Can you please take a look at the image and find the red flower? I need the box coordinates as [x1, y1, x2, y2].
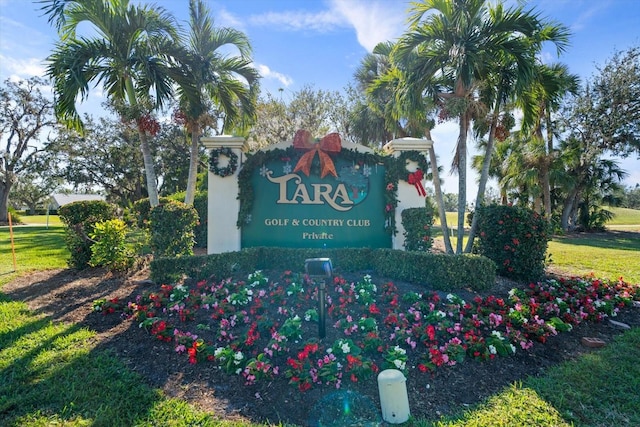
[418, 363, 429, 373]
[369, 304, 381, 315]
[299, 381, 312, 392]
[426, 324, 436, 341]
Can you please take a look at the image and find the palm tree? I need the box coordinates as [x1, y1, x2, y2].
[42, 0, 180, 207]
[175, 0, 260, 205]
[518, 63, 580, 217]
[362, 42, 455, 253]
[394, 0, 569, 253]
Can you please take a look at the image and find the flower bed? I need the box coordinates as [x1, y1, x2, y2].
[94, 272, 639, 392]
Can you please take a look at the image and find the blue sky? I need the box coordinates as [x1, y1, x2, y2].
[1, 0, 639, 196]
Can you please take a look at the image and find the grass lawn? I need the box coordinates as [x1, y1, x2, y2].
[607, 206, 640, 225]
[0, 298, 267, 427]
[0, 225, 68, 285]
[16, 214, 63, 226]
[1, 223, 639, 426]
[548, 233, 640, 284]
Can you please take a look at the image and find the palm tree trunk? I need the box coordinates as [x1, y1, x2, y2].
[543, 109, 553, 217]
[561, 188, 578, 231]
[542, 165, 551, 217]
[456, 113, 469, 254]
[125, 77, 159, 207]
[465, 104, 500, 253]
[184, 122, 201, 205]
[138, 129, 160, 207]
[425, 129, 453, 254]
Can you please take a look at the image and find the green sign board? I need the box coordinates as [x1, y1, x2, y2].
[241, 147, 391, 249]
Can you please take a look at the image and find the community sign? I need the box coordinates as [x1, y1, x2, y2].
[240, 130, 391, 249]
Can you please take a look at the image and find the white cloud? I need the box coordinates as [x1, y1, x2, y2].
[217, 8, 247, 32]
[569, 2, 610, 33]
[255, 63, 294, 87]
[0, 54, 46, 80]
[329, 0, 407, 51]
[247, 0, 407, 51]
[249, 10, 347, 32]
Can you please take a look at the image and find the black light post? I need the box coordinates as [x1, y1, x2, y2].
[304, 258, 333, 339]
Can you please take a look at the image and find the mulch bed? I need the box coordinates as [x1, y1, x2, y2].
[3, 267, 639, 426]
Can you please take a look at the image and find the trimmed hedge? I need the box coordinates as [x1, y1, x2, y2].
[401, 207, 434, 252]
[150, 247, 496, 292]
[150, 200, 199, 258]
[132, 191, 207, 248]
[476, 204, 551, 282]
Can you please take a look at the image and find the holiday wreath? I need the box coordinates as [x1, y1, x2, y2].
[209, 147, 238, 177]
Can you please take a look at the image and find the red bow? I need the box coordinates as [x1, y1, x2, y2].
[293, 129, 341, 178]
[408, 170, 426, 197]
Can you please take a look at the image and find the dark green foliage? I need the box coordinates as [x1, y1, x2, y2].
[130, 197, 171, 229]
[149, 200, 199, 258]
[150, 247, 496, 292]
[58, 200, 116, 269]
[401, 207, 434, 252]
[134, 192, 207, 248]
[166, 191, 207, 248]
[476, 204, 551, 281]
[373, 250, 496, 291]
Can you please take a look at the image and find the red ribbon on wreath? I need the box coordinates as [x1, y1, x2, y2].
[408, 169, 426, 197]
[292, 129, 341, 178]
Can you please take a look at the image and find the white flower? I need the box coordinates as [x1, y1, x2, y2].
[235, 368, 242, 375]
[488, 345, 497, 355]
[491, 330, 503, 339]
[341, 342, 351, 354]
[436, 311, 446, 319]
[234, 351, 244, 361]
[393, 345, 406, 355]
[446, 293, 455, 302]
[393, 359, 406, 370]
[510, 344, 516, 354]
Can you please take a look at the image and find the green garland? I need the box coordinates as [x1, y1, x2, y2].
[236, 147, 429, 236]
[209, 147, 238, 177]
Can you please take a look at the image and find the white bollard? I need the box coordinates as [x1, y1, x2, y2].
[377, 369, 410, 424]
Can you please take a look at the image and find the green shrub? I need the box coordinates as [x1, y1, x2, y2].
[130, 197, 171, 229]
[7, 207, 22, 224]
[59, 200, 116, 269]
[89, 218, 134, 271]
[401, 207, 434, 252]
[134, 193, 207, 248]
[374, 249, 496, 291]
[150, 200, 199, 258]
[476, 204, 551, 281]
[150, 247, 496, 292]
[167, 191, 207, 248]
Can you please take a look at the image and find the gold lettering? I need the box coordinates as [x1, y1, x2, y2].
[266, 173, 300, 204]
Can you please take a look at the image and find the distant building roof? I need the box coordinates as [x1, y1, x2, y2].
[51, 193, 105, 208]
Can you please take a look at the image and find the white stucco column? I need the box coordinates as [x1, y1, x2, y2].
[383, 137, 434, 250]
[201, 136, 247, 254]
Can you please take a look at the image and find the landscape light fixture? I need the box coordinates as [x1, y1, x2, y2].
[304, 258, 333, 339]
